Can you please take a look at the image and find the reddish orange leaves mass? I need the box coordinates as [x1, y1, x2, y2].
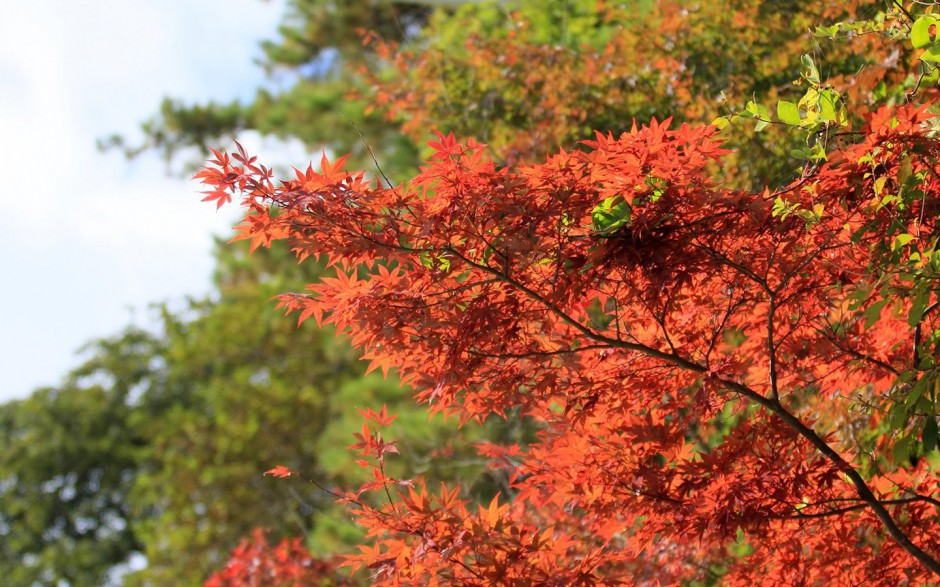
[205, 528, 354, 587]
[264, 465, 297, 479]
[198, 103, 940, 584]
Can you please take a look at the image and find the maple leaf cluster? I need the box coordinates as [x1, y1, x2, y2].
[205, 528, 355, 587]
[197, 101, 940, 583]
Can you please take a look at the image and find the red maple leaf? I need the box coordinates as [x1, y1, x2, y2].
[263, 465, 296, 479]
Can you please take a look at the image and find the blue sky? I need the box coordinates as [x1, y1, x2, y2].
[0, 0, 314, 401]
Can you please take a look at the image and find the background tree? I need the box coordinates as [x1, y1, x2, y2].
[0, 244, 360, 584]
[118, 0, 911, 191]
[0, 331, 154, 586]
[362, 0, 908, 187]
[123, 242, 374, 583]
[127, 241, 517, 584]
[102, 0, 442, 175]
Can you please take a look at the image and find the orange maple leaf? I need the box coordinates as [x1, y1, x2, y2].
[264, 465, 297, 479]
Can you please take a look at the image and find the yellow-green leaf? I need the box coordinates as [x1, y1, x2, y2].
[892, 233, 914, 251]
[911, 15, 939, 49]
[777, 101, 801, 125]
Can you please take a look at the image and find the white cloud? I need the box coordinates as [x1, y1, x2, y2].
[0, 0, 289, 401]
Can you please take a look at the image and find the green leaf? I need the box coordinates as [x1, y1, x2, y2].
[790, 144, 827, 161]
[892, 233, 914, 252]
[711, 116, 730, 130]
[863, 298, 889, 329]
[889, 404, 909, 430]
[908, 288, 930, 327]
[755, 102, 769, 120]
[798, 87, 820, 123]
[897, 155, 913, 187]
[740, 101, 769, 125]
[923, 417, 939, 452]
[772, 196, 799, 219]
[911, 15, 938, 49]
[645, 175, 667, 201]
[592, 196, 632, 233]
[892, 432, 913, 465]
[813, 24, 839, 39]
[921, 45, 940, 63]
[777, 101, 801, 125]
[906, 377, 931, 409]
[819, 89, 841, 122]
[800, 54, 820, 85]
[419, 251, 433, 269]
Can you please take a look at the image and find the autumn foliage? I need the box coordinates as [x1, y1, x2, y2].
[196, 100, 940, 583]
[196, 4, 940, 586]
[205, 528, 354, 587]
[360, 0, 910, 178]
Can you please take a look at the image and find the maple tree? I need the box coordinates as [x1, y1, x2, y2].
[196, 3, 940, 580]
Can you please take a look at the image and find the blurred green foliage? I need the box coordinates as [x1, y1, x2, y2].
[1, 240, 523, 584]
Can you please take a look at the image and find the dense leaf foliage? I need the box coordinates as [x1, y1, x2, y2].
[0, 333, 152, 586]
[205, 528, 355, 587]
[120, 1, 913, 189]
[200, 97, 940, 585]
[352, 0, 907, 186]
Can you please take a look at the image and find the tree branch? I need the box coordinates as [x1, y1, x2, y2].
[443, 246, 940, 578]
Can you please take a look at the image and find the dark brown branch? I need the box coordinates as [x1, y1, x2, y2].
[819, 324, 901, 376]
[913, 300, 939, 368]
[776, 496, 924, 519]
[893, 0, 915, 24]
[767, 293, 780, 401]
[466, 344, 612, 360]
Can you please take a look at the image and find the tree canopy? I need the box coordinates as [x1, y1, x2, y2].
[198, 1, 940, 584]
